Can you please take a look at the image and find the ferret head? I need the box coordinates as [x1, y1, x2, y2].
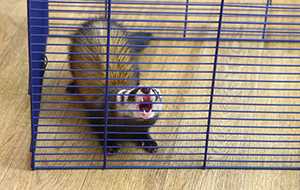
[116, 87, 163, 120]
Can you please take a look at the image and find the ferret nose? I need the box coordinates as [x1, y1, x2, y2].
[141, 87, 151, 94]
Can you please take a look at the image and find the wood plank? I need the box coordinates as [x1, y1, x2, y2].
[0, 0, 299, 189]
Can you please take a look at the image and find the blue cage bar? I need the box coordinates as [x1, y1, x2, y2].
[28, 0, 300, 170]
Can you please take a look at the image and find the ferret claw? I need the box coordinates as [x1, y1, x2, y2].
[140, 140, 158, 154]
[106, 142, 120, 154]
[107, 147, 120, 154]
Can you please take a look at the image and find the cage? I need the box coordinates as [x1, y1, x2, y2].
[28, 0, 300, 170]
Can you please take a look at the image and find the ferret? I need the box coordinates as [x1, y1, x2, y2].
[66, 18, 163, 153]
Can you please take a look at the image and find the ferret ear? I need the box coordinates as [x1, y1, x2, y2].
[127, 32, 153, 52]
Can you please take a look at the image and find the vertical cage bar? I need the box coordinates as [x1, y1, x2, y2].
[203, 0, 225, 168]
[27, 0, 34, 166]
[183, 0, 190, 37]
[28, 0, 49, 169]
[103, 0, 112, 169]
[27, 0, 32, 96]
[104, 0, 108, 18]
[262, 0, 272, 39]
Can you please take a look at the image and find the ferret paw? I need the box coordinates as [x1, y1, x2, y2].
[107, 147, 120, 154]
[140, 141, 158, 153]
[66, 81, 77, 94]
[105, 142, 120, 154]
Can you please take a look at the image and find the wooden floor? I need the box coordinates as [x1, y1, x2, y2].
[1, 0, 300, 189]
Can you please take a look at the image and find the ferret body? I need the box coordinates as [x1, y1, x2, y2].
[67, 18, 162, 153]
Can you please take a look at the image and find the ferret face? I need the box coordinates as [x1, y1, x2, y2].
[116, 87, 163, 120]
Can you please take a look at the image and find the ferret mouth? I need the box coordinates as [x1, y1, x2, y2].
[139, 96, 153, 113]
[139, 103, 152, 113]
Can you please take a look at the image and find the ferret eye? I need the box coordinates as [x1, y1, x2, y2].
[127, 95, 135, 102]
[117, 89, 127, 102]
[120, 91, 126, 102]
[152, 89, 160, 101]
[127, 87, 139, 102]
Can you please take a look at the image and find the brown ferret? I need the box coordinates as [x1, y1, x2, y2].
[67, 18, 163, 153]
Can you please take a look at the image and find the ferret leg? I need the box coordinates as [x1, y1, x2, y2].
[137, 134, 158, 153]
[106, 134, 120, 153]
[66, 81, 78, 94]
[106, 140, 120, 153]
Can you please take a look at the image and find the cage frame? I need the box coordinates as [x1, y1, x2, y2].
[28, 0, 300, 170]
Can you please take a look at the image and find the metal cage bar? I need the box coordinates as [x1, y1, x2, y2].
[28, 0, 49, 169]
[203, 0, 225, 169]
[103, 0, 112, 169]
